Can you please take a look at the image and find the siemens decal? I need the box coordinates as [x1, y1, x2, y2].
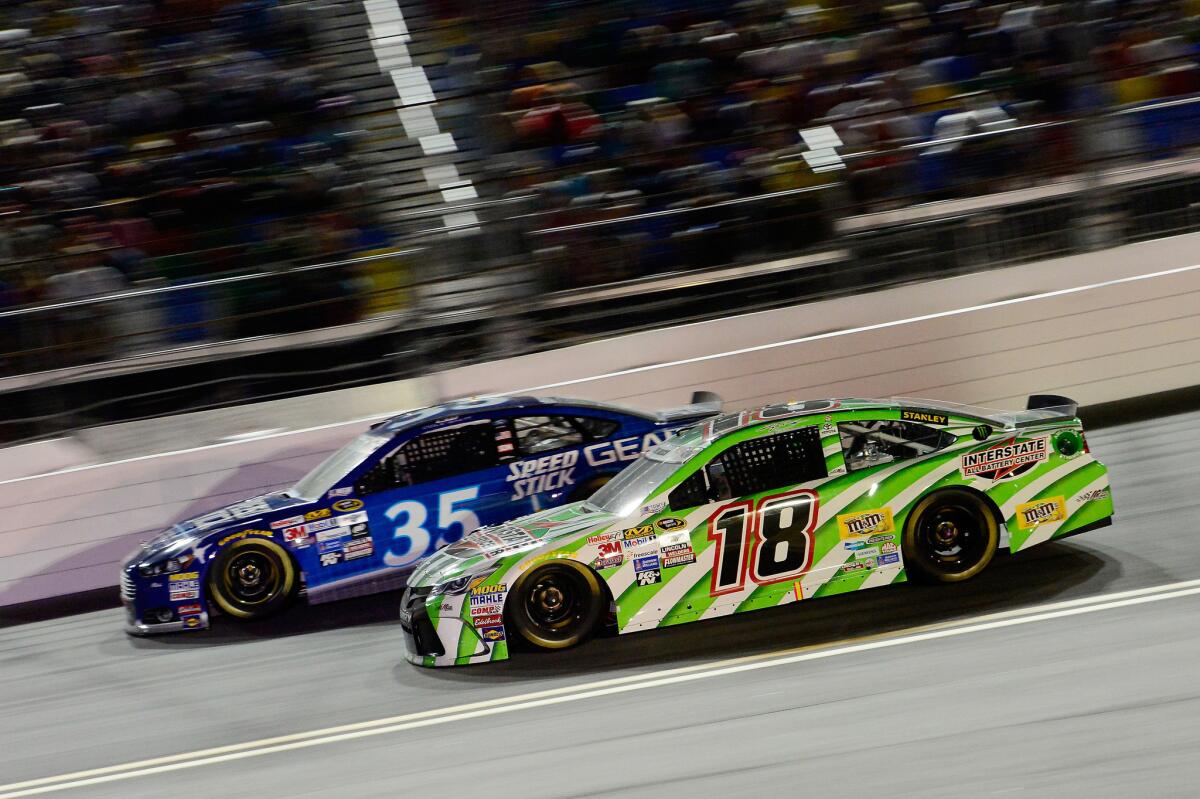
[506, 432, 669, 500]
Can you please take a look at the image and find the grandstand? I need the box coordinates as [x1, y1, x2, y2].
[3, 0, 1200, 442]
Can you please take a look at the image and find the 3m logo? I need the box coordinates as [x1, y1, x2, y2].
[837, 509, 894, 539]
[1016, 497, 1067, 529]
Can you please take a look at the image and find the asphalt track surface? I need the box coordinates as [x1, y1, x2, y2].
[3, 409, 1200, 798]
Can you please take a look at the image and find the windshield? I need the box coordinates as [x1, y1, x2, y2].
[291, 431, 389, 501]
[586, 427, 705, 516]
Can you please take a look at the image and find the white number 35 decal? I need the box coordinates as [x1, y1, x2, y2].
[382, 487, 481, 567]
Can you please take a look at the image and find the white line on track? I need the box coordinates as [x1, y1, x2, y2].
[4, 577, 1200, 798]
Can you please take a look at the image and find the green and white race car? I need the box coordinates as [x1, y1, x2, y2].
[399, 396, 1113, 667]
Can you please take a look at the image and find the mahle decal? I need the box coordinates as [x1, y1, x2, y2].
[1016, 497, 1067, 529]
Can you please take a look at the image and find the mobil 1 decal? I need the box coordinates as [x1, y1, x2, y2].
[708, 488, 818, 596]
[960, 436, 1049, 481]
[506, 430, 670, 500]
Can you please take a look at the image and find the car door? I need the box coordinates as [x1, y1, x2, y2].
[501, 414, 592, 513]
[316, 419, 512, 585]
[632, 424, 835, 628]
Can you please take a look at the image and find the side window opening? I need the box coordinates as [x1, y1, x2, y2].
[839, 420, 957, 472]
[356, 421, 498, 494]
[573, 416, 620, 439]
[668, 470, 708, 511]
[513, 415, 585, 455]
[712, 425, 828, 498]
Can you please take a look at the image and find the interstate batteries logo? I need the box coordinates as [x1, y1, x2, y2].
[837, 508, 895, 539]
[960, 436, 1049, 481]
[1016, 496, 1066, 529]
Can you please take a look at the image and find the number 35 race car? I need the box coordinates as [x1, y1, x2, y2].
[400, 395, 1114, 667]
[121, 393, 721, 634]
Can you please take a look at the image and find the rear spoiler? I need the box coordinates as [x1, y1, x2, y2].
[1019, 394, 1079, 426]
[658, 391, 723, 422]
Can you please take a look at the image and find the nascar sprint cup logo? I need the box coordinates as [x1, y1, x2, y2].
[960, 436, 1049, 481]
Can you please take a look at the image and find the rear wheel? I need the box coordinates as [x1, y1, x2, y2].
[506, 561, 604, 649]
[208, 538, 298, 620]
[902, 489, 999, 583]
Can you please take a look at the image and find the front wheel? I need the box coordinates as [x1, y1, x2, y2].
[506, 561, 604, 650]
[902, 489, 999, 583]
[208, 538, 298, 620]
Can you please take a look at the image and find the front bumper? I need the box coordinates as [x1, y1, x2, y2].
[399, 587, 509, 667]
[121, 567, 211, 635]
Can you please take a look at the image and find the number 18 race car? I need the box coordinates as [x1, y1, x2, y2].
[121, 393, 721, 634]
[400, 395, 1114, 667]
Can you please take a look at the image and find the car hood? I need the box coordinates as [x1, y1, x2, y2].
[137, 491, 308, 560]
[410, 502, 616, 587]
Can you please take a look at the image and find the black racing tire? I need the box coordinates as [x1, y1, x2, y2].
[506, 561, 605, 650]
[567, 475, 613, 503]
[207, 538, 298, 620]
[902, 489, 1000, 583]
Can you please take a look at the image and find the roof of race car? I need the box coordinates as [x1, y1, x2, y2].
[374, 395, 659, 435]
[697, 397, 1052, 443]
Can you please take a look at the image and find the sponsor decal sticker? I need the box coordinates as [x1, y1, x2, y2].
[587, 532, 619, 544]
[867, 533, 894, 544]
[622, 525, 657, 549]
[182, 616, 202, 629]
[634, 554, 661, 586]
[343, 539, 374, 560]
[596, 539, 623, 559]
[316, 527, 349, 543]
[592, 555, 624, 570]
[661, 543, 696, 568]
[656, 517, 686, 531]
[217, 529, 272, 547]
[270, 515, 304, 530]
[336, 511, 368, 527]
[177, 604, 202, 615]
[328, 487, 353, 498]
[881, 541, 897, 554]
[169, 571, 200, 582]
[470, 584, 507, 607]
[838, 508, 895, 539]
[320, 551, 342, 567]
[877, 552, 900, 566]
[350, 522, 370, 538]
[793, 581, 805, 601]
[1077, 487, 1111, 504]
[472, 613, 503, 627]
[1016, 496, 1067, 529]
[853, 547, 881, 560]
[169, 577, 200, 601]
[900, 410, 949, 426]
[640, 500, 667, 516]
[506, 451, 578, 500]
[305, 518, 335, 533]
[332, 499, 364, 513]
[478, 626, 506, 642]
[282, 526, 307, 544]
[960, 437, 1049, 481]
[305, 508, 331, 521]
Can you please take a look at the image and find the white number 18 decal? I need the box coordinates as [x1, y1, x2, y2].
[383, 486, 481, 567]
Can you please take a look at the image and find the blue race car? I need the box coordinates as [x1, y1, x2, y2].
[120, 393, 721, 634]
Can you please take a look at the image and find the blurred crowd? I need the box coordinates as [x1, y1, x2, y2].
[0, 0, 393, 369]
[5, 0, 1200, 373]
[434, 0, 1200, 289]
